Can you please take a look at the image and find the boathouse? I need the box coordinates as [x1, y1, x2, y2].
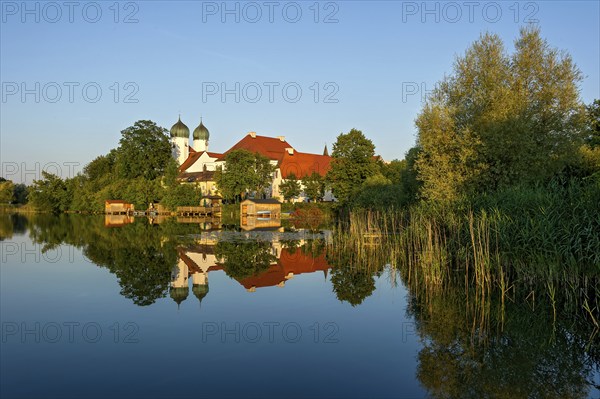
[105, 200, 135, 215]
[240, 198, 281, 218]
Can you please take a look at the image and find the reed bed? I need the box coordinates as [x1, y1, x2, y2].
[328, 181, 600, 326]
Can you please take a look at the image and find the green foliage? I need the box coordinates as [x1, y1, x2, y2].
[352, 146, 422, 210]
[585, 99, 600, 148]
[279, 173, 301, 202]
[12, 183, 28, 204]
[407, 281, 598, 398]
[26, 214, 180, 306]
[326, 128, 378, 205]
[379, 159, 405, 184]
[85, 151, 116, 182]
[302, 172, 326, 202]
[416, 27, 586, 202]
[215, 240, 277, 280]
[162, 183, 201, 210]
[114, 120, 172, 180]
[326, 238, 383, 306]
[253, 153, 276, 195]
[399, 146, 422, 203]
[26, 121, 176, 213]
[215, 149, 275, 202]
[352, 184, 406, 209]
[29, 172, 70, 213]
[0, 180, 15, 204]
[119, 178, 164, 209]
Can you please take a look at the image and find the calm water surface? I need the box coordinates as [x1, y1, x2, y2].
[1, 214, 598, 398]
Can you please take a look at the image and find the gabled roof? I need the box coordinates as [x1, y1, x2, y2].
[179, 151, 224, 173]
[241, 198, 281, 205]
[177, 171, 215, 182]
[179, 152, 202, 172]
[279, 151, 332, 179]
[178, 250, 204, 274]
[226, 133, 294, 161]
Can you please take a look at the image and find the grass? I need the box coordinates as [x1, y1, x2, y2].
[331, 180, 600, 327]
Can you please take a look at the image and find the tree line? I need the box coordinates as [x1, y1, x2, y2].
[3, 27, 599, 214]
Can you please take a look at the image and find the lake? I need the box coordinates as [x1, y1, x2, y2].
[1, 214, 598, 398]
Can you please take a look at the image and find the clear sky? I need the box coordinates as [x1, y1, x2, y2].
[1, 0, 599, 183]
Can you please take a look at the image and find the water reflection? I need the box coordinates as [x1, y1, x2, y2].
[170, 239, 331, 306]
[5, 213, 351, 306]
[1, 213, 598, 398]
[405, 282, 600, 398]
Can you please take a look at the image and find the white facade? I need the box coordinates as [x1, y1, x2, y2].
[186, 152, 223, 173]
[172, 137, 189, 166]
[192, 138, 208, 153]
[171, 261, 189, 288]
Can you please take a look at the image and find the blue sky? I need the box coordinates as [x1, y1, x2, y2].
[1, 0, 599, 183]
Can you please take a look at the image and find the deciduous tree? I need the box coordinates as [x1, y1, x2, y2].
[302, 172, 326, 202]
[326, 129, 378, 205]
[215, 149, 275, 201]
[114, 120, 172, 180]
[416, 27, 586, 201]
[279, 173, 301, 202]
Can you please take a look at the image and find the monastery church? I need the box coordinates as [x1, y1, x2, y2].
[169, 116, 334, 202]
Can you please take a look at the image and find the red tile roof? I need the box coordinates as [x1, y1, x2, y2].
[236, 248, 330, 290]
[279, 151, 332, 179]
[238, 265, 287, 289]
[279, 248, 330, 275]
[226, 133, 294, 161]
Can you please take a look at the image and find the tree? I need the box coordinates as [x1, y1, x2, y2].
[253, 154, 276, 196]
[379, 159, 405, 184]
[114, 120, 172, 180]
[279, 173, 301, 202]
[302, 172, 326, 202]
[215, 149, 275, 202]
[162, 183, 201, 210]
[85, 151, 116, 182]
[0, 179, 15, 204]
[416, 27, 586, 201]
[585, 99, 600, 148]
[28, 172, 70, 213]
[215, 241, 277, 280]
[12, 184, 29, 204]
[326, 129, 378, 205]
[399, 146, 422, 202]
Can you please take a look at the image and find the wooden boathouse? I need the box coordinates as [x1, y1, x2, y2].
[240, 198, 281, 217]
[105, 200, 135, 215]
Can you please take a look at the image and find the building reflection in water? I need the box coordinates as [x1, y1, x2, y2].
[104, 214, 135, 227]
[169, 233, 330, 307]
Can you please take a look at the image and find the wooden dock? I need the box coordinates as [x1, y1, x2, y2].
[176, 206, 221, 217]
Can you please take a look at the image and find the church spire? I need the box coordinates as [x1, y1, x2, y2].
[323, 144, 329, 156]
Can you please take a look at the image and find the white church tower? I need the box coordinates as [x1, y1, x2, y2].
[170, 116, 190, 166]
[192, 118, 210, 152]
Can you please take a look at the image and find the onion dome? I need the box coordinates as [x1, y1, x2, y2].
[170, 116, 190, 138]
[192, 284, 209, 304]
[170, 286, 189, 306]
[193, 119, 210, 141]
